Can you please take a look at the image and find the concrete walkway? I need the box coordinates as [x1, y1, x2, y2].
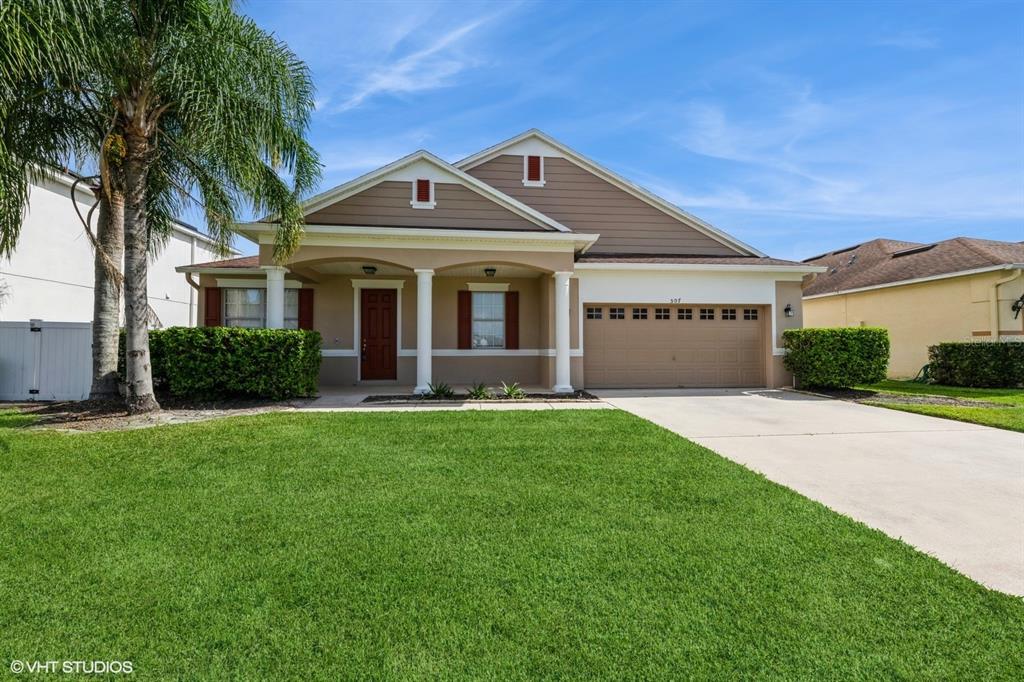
[596, 388, 1024, 596]
[298, 386, 612, 411]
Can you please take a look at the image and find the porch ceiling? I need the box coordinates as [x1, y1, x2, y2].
[308, 261, 544, 278]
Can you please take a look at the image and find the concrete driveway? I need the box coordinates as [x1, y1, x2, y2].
[595, 388, 1024, 596]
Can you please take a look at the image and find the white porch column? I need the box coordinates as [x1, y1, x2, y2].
[414, 269, 434, 394]
[553, 271, 573, 393]
[262, 266, 287, 329]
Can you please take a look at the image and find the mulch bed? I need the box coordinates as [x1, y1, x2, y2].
[3, 395, 294, 433]
[363, 390, 600, 404]
[811, 388, 1007, 408]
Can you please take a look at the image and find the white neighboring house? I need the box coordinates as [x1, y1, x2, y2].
[0, 171, 236, 325]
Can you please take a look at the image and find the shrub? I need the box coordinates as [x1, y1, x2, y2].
[928, 342, 1024, 388]
[466, 382, 494, 400]
[500, 381, 526, 399]
[425, 382, 455, 399]
[782, 327, 889, 388]
[121, 327, 321, 400]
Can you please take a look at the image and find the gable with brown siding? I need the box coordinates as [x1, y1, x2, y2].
[465, 155, 742, 255]
[304, 181, 548, 231]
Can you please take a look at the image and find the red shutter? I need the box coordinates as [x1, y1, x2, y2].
[204, 287, 221, 327]
[298, 289, 314, 330]
[457, 290, 472, 349]
[416, 179, 431, 203]
[526, 156, 541, 181]
[505, 291, 519, 350]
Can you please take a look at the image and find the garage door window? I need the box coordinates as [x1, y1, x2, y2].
[744, 308, 758, 320]
[471, 291, 505, 348]
[678, 308, 693, 320]
[609, 307, 625, 319]
[632, 307, 648, 320]
[655, 307, 670, 320]
[586, 307, 602, 319]
[722, 308, 737, 320]
[700, 308, 714, 320]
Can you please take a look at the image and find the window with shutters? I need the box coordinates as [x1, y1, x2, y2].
[523, 155, 545, 187]
[223, 288, 299, 328]
[471, 291, 505, 348]
[678, 308, 693, 320]
[410, 178, 435, 209]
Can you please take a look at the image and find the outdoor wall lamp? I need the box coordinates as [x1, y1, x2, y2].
[484, 267, 497, 277]
[362, 265, 377, 276]
[784, 303, 794, 318]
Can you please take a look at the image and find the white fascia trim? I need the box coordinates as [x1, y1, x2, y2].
[216, 277, 302, 288]
[455, 129, 766, 257]
[575, 262, 826, 275]
[175, 266, 264, 275]
[242, 223, 600, 253]
[43, 169, 239, 253]
[802, 264, 1024, 300]
[466, 282, 510, 292]
[289, 150, 572, 233]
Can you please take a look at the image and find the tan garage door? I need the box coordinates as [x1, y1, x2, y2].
[583, 304, 766, 388]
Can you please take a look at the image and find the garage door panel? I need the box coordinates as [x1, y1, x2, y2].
[584, 304, 765, 389]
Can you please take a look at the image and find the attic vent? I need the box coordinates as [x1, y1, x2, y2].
[410, 179, 435, 209]
[523, 155, 544, 186]
[892, 244, 935, 258]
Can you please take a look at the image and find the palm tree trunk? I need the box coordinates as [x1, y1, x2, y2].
[122, 131, 160, 413]
[89, 191, 124, 399]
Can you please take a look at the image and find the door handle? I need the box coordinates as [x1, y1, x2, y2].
[361, 339, 367, 361]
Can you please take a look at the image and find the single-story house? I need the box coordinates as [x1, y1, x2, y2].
[802, 237, 1024, 377]
[177, 130, 823, 393]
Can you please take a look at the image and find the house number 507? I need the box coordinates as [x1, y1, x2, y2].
[669, 298, 683, 303]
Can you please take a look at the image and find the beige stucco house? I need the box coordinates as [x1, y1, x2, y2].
[177, 130, 822, 393]
[803, 238, 1024, 378]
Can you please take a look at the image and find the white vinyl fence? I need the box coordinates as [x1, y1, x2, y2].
[0, 321, 91, 401]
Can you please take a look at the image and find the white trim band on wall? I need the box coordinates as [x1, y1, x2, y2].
[466, 282, 511, 292]
[216, 278, 303, 288]
[321, 348, 583, 358]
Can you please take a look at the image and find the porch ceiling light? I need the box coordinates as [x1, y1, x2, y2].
[362, 265, 377, 276]
[484, 267, 497, 277]
[784, 303, 794, 317]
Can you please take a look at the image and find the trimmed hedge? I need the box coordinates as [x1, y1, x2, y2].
[783, 327, 889, 388]
[121, 327, 321, 400]
[928, 342, 1024, 388]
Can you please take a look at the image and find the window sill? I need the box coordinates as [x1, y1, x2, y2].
[522, 180, 545, 188]
[409, 201, 436, 210]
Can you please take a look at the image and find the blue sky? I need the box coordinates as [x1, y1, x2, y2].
[230, 0, 1023, 260]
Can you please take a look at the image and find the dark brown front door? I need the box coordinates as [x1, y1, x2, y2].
[360, 289, 397, 380]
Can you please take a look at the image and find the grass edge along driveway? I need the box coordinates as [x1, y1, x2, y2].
[1, 409, 1022, 679]
[859, 380, 1024, 432]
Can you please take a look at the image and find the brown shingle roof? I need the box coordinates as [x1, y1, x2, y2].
[189, 255, 259, 269]
[802, 237, 1024, 296]
[577, 253, 807, 266]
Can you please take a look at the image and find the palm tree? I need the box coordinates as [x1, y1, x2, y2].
[0, 0, 320, 412]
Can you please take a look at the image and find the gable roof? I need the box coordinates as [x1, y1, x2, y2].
[295, 150, 571, 233]
[803, 237, 1024, 297]
[455, 129, 765, 257]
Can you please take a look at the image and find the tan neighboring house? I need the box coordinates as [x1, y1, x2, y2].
[803, 237, 1024, 378]
[177, 130, 822, 393]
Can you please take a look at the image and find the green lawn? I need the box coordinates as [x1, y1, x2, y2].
[1, 411, 1022, 679]
[859, 380, 1024, 432]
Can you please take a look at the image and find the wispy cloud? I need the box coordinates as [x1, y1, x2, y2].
[330, 17, 491, 113]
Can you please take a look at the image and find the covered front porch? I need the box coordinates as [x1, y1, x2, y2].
[190, 226, 595, 394]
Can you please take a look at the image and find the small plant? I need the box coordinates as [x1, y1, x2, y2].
[500, 381, 527, 399]
[466, 382, 494, 400]
[426, 382, 456, 399]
